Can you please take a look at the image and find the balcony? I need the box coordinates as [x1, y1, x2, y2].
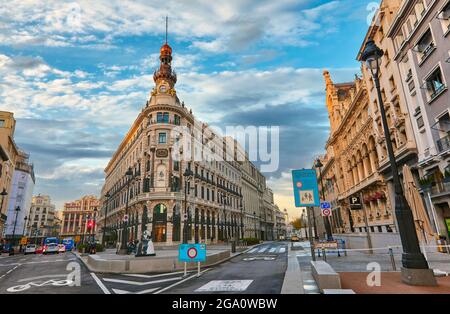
[430, 180, 450, 198]
[437, 134, 450, 154]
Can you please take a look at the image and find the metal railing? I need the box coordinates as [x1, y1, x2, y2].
[437, 134, 450, 153]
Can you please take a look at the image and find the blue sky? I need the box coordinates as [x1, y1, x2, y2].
[0, 0, 379, 217]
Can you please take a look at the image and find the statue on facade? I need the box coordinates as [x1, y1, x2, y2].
[136, 206, 155, 257]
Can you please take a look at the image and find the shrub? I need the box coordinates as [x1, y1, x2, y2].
[242, 238, 260, 246]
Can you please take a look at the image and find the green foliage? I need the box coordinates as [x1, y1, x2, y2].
[243, 238, 260, 246]
[418, 176, 433, 187]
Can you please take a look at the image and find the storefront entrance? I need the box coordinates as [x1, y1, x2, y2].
[152, 204, 167, 242]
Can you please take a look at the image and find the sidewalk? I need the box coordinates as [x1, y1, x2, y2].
[78, 243, 254, 274]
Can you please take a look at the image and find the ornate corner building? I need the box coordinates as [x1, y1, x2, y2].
[319, 71, 395, 234]
[97, 40, 279, 247]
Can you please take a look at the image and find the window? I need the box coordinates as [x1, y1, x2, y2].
[438, 1, 450, 34]
[163, 112, 169, 123]
[417, 116, 425, 129]
[157, 112, 163, 123]
[415, 29, 435, 63]
[158, 132, 167, 144]
[174, 114, 181, 125]
[425, 67, 446, 101]
[0, 120, 4, 127]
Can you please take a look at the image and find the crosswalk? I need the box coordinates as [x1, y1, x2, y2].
[95, 270, 195, 294]
[247, 246, 287, 255]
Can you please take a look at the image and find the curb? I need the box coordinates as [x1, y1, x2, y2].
[77, 244, 261, 275]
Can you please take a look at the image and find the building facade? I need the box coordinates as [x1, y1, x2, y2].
[387, 0, 450, 240]
[98, 40, 279, 247]
[60, 195, 100, 243]
[4, 150, 35, 241]
[321, 71, 395, 234]
[0, 111, 19, 239]
[26, 195, 57, 242]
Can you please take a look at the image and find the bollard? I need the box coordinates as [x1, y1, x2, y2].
[322, 248, 327, 262]
[343, 241, 347, 257]
[231, 240, 236, 253]
[389, 247, 396, 271]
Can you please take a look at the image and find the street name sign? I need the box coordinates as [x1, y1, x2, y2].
[292, 169, 320, 207]
[178, 244, 207, 263]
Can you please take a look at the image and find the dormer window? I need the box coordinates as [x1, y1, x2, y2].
[414, 29, 435, 63]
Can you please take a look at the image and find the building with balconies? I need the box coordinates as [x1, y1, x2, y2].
[387, 0, 450, 241]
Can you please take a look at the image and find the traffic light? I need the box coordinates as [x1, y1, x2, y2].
[87, 220, 94, 229]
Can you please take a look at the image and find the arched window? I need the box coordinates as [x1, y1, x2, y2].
[152, 204, 167, 242]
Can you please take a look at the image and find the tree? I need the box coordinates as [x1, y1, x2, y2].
[291, 218, 304, 230]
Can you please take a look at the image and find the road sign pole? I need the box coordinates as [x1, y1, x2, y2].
[197, 262, 200, 277]
[360, 192, 373, 254]
[184, 262, 187, 277]
[307, 207, 316, 261]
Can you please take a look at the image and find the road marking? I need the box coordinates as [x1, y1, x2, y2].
[153, 269, 210, 294]
[18, 274, 68, 282]
[122, 271, 190, 279]
[103, 276, 182, 286]
[195, 280, 253, 292]
[0, 264, 20, 280]
[279, 247, 286, 253]
[112, 287, 160, 294]
[7, 279, 73, 293]
[90, 273, 111, 294]
[258, 247, 267, 253]
[248, 248, 258, 253]
[269, 248, 277, 253]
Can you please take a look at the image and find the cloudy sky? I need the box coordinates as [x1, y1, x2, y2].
[0, 0, 378, 217]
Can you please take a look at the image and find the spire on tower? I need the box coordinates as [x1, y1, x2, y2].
[165, 15, 168, 44]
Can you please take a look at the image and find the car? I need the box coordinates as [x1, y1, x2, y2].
[24, 244, 37, 255]
[58, 244, 66, 253]
[290, 235, 300, 242]
[1, 243, 12, 254]
[35, 246, 44, 254]
[43, 243, 59, 255]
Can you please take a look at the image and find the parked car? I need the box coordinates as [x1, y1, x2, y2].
[290, 235, 300, 242]
[58, 244, 66, 253]
[1, 243, 12, 253]
[24, 244, 37, 255]
[43, 243, 59, 255]
[35, 246, 44, 254]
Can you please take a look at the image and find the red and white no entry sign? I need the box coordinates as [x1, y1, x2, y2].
[321, 208, 332, 217]
[187, 247, 198, 259]
[296, 182, 303, 188]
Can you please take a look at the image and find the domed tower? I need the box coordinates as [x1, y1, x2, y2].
[153, 17, 177, 96]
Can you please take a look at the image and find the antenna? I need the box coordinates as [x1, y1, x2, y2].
[165, 16, 168, 44]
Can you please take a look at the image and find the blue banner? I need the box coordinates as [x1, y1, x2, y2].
[178, 244, 207, 263]
[292, 169, 320, 207]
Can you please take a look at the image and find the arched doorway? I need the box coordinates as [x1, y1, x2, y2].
[172, 205, 181, 242]
[152, 204, 167, 242]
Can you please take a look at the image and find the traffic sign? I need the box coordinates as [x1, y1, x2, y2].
[321, 207, 332, 217]
[320, 202, 331, 209]
[179, 244, 207, 263]
[20, 237, 28, 245]
[292, 169, 320, 207]
[123, 215, 129, 222]
[349, 196, 362, 210]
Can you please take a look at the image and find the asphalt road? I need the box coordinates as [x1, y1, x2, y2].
[0, 252, 102, 294]
[163, 241, 289, 294]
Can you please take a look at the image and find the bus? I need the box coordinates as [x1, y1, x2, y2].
[43, 237, 59, 245]
[62, 238, 74, 251]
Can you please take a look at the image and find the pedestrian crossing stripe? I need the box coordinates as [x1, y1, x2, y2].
[195, 280, 253, 292]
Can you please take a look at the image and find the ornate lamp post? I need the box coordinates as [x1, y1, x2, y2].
[11, 206, 20, 246]
[361, 39, 436, 286]
[182, 167, 193, 244]
[315, 158, 333, 240]
[102, 192, 110, 247]
[118, 167, 134, 255]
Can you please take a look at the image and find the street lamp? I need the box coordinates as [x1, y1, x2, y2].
[22, 216, 28, 236]
[253, 211, 257, 239]
[315, 158, 333, 240]
[182, 167, 193, 244]
[0, 188, 7, 213]
[102, 192, 110, 247]
[11, 206, 20, 246]
[361, 39, 436, 285]
[118, 167, 134, 255]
